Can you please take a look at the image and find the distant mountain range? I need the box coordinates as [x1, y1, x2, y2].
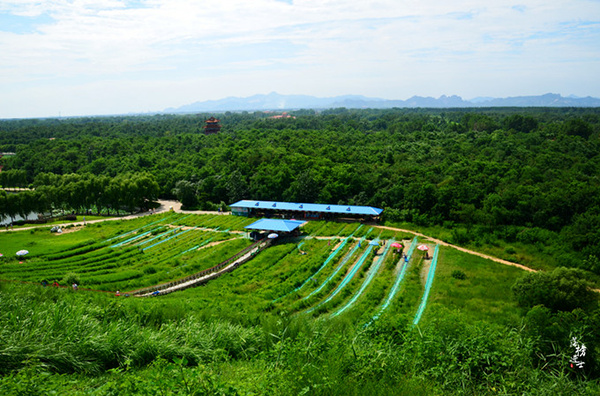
[165, 92, 600, 113]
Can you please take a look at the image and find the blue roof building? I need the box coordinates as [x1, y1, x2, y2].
[244, 219, 305, 232]
[230, 200, 383, 219]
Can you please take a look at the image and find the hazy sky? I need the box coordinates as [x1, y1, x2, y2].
[1, 0, 599, 118]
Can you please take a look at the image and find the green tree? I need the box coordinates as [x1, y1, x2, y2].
[226, 170, 248, 204]
[173, 180, 198, 208]
[503, 114, 538, 133]
[512, 267, 598, 312]
[563, 118, 594, 139]
[284, 170, 319, 203]
[0, 169, 27, 188]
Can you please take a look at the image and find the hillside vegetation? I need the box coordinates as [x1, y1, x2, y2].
[1, 212, 599, 394]
[1, 108, 600, 393]
[1, 108, 599, 273]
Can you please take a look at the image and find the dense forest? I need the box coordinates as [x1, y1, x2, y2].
[1, 108, 599, 271]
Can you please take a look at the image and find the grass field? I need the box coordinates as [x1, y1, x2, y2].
[1, 214, 598, 394]
[1, 214, 527, 323]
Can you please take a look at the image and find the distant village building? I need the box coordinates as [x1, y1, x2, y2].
[203, 117, 221, 135]
[268, 112, 296, 119]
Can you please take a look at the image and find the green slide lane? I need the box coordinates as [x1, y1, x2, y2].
[412, 244, 440, 326]
[331, 239, 395, 318]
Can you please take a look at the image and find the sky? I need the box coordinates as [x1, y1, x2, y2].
[1, 0, 599, 118]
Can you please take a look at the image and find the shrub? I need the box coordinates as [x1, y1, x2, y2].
[62, 272, 80, 286]
[451, 270, 467, 280]
[512, 267, 598, 312]
[143, 266, 157, 275]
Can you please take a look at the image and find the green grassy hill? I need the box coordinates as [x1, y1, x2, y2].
[1, 214, 598, 395]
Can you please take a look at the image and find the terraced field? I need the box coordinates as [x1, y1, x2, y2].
[0, 213, 257, 292]
[3, 213, 572, 395]
[0, 213, 475, 326]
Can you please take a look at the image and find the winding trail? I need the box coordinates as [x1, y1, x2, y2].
[375, 226, 536, 273]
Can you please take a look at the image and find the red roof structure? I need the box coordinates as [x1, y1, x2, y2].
[203, 117, 221, 135]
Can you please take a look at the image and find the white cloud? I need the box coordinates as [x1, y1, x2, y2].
[0, 0, 599, 117]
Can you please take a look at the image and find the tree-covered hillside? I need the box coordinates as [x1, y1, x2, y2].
[1, 108, 599, 269]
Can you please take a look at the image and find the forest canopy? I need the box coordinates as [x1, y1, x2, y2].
[1, 107, 599, 269]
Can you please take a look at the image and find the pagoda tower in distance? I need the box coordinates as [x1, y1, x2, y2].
[203, 116, 221, 135]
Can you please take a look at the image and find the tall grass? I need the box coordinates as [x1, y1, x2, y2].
[0, 283, 263, 375]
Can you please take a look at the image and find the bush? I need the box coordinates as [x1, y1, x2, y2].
[451, 270, 467, 280]
[62, 272, 80, 286]
[512, 267, 598, 312]
[143, 266, 157, 275]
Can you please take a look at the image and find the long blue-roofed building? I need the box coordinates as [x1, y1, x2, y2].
[230, 200, 383, 221]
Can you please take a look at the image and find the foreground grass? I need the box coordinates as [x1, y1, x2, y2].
[1, 282, 599, 395]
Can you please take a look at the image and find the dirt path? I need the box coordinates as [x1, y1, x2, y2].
[374, 230, 598, 294]
[168, 224, 245, 234]
[3, 208, 599, 294]
[0, 200, 222, 233]
[197, 239, 241, 250]
[376, 225, 538, 273]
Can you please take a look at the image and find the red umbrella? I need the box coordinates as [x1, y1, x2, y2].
[390, 242, 402, 248]
[417, 245, 429, 251]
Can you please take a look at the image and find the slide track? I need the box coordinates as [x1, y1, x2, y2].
[412, 244, 440, 326]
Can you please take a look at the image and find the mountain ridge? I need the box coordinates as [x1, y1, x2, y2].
[165, 92, 600, 113]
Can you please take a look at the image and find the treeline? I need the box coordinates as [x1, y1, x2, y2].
[0, 172, 159, 222]
[1, 108, 599, 263]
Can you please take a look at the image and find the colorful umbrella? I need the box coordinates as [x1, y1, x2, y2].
[0, 253, 3, 257]
[369, 240, 380, 246]
[390, 242, 402, 248]
[268, 233, 279, 239]
[417, 245, 429, 251]
[16, 250, 29, 256]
